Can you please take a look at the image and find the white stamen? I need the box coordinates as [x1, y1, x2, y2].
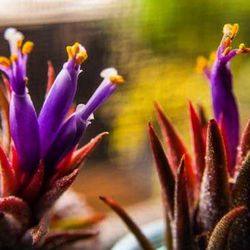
[4, 27, 24, 55]
[100, 67, 118, 79]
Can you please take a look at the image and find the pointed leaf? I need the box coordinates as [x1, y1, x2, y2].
[235, 119, 250, 176]
[36, 169, 79, 218]
[0, 196, 30, 228]
[198, 119, 230, 233]
[165, 214, 173, 250]
[0, 145, 17, 196]
[0, 85, 10, 153]
[70, 132, 109, 168]
[100, 196, 154, 250]
[232, 152, 250, 208]
[52, 132, 108, 183]
[22, 215, 49, 246]
[46, 61, 55, 94]
[155, 102, 197, 204]
[196, 103, 207, 142]
[207, 206, 246, 250]
[188, 102, 206, 182]
[148, 122, 175, 218]
[21, 162, 45, 203]
[173, 157, 194, 250]
[43, 230, 98, 250]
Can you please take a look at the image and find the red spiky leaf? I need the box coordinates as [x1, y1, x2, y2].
[206, 206, 246, 250]
[36, 169, 79, 218]
[100, 196, 154, 250]
[21, 162, 45, 203]
[22, 215, 49, 246]
[232, 152, 250, 208]
[196, 103, 207, 142]
[173, 156, 194, 250]
[43, 230, 98, 250]
[155, 102, 197, 204]
[0, 85, 10, 153]
[188, 102, 206, 182]
[0, 145, 17, 196]
[46, 61, 55, 94]
[235, 119, 250, 177]
[52, 132, 108, 183]
[148, 122, 175, 218]
[0, 196, 30, 228]
[198, 119, 230, 233]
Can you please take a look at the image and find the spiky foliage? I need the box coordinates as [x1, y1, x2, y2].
[101, 24, 250, 250]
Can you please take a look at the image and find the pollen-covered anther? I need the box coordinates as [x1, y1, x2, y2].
[22, 41, 34, 55]
[237, 43, 250, 54]
[76, 51, 88, 65]
[72, 42, 80, 54]
[223, 23, 239, 39]
[196, 56, 208, 73]
[110, 74, 125, 85]
[17, 39, 23, 49]
[10, 54, 17, 63]
[0, 56, 11, 67]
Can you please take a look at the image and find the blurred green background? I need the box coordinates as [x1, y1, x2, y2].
[105, 0, 250, 165]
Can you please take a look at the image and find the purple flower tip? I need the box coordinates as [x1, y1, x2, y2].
[197, 23, 250, 173]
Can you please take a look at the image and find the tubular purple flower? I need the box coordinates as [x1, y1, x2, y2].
[197, 24, 250, 173]
[0, 28, 40, 172]
[38, 43, 87, 157]
[44, 68, 124, 168]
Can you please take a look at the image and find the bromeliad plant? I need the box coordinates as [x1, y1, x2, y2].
[101, 24, 250, 250]
[0, 28, 123, 250]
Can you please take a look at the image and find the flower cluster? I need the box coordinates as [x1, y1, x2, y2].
[0, 28, 123, 249]
[101, 24, 250, 250]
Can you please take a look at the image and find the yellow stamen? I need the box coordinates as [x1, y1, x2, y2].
[0, 56, 11, 67]
[110, 74, 125, 85]
[17, 39, 23, 49]
[196, 56, 208, 73]
[66, 46, 73, 60]
[239, 43, 246, 50]
[10, 54, 17, 62]
[231, 23, 239, 38]
[72, 42, 80, 54]
[222, 23, 239, 49]
[22, 41, 34, 54]
[76, 51, 88, 65]
[237, 43, 250, 54]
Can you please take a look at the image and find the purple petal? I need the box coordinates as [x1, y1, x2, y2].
[44, 73, 121, 169]
[44, 114, 86, 169]
[210, 58, 239, 172]
[10, 91, 40, 172]
[78, 79, 116, 120]
[38, 62, 80, 157]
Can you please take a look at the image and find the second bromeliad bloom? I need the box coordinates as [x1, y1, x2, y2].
[197, 23, 250, 175]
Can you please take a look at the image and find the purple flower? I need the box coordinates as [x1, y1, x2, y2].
[197, 23, 250, 173]
[44, 68, 124, 168]
[38, 43, 87, 157]
[0, 28, 40, 172]
[0, 28, 124, 174]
